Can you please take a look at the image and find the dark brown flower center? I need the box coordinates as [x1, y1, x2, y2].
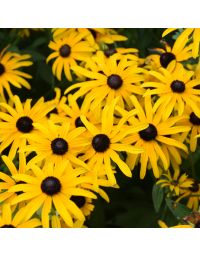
[104, 48, 117, 57]
[189, 180, 199, 192]
[71, 195, 86, 208]
[75, 117, 85, 128]
[139, 124, 158, 141]
[16, 116, 33, 133]
[89, 29, 97, 39]
[195, 220, 200, 228]
[171, 80, 185, 93]
[107, 74, 123, 90]
[189, 112, 200, 125]
[41, 176, 61, 195]
[51, 138, 68, 155]
[160, 52, 176, 68]
[0, 63, 5, 75]
[92, 134, 110, 152]
[1, 224, 15, 228]
[59, 44, 71, 58]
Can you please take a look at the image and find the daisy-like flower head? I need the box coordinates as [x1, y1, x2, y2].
[60, 93, 101, 130]
[77, 98, 146, 186]
[86, 28, 127, 47]
[177, 104, 200, 152]
[65, 51, 145, 109]
[0, 95, 54, 159]
[47, 29, 95, 81]
[24, 120, 89, 169]
[0, 203, 41, 228]
[177, 179, 200, 211]
[0, 153, 27, 204]
[123, 95, 190, 179]
[9, 162, 97, 228]
[142, 63, 200, 120]
[0, 47, 33, 99]
[157, 170, 193, 197]
[146, 37, 192, 70]
[163, 28, 200, 59]
[70, 196, 94, 217]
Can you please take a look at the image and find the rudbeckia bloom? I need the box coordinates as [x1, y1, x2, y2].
[86, 28, 127, 46]
[65, 51, 145, 109]
[47, 29, 95, 81]
[0, 203, 41, 228]
[142, 63, 200, 120]
[24, 120, 89, 169]
[177, 105, 200, 152]
[0, 153, 27, 204]
[0, 47, 32, 99]
[157, 170, 193, 197]
[177, 180, 200, 211]
[123, 95, 190, 179]
[77, 98, 146, 185]
[147, 39, 192, 70]
[9, 162, 97, 228]
[163, 28, 200, 58]
[60, 93, 101, 130]
[0, 95, 53, 159]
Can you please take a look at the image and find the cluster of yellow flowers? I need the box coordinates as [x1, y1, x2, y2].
[1, 28, 200, 228]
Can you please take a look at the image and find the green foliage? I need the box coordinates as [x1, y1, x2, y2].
[152, 184, 164, 213]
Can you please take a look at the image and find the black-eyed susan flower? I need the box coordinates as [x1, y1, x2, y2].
[77, 98, 146, 185]
[9, 162, 97, 228]
[157, 170, 193, 197]
[163, 28, 200, 59]
[0, 95, 53, 159]
[24, 120, 89, 169]
[123, 95, 190, 179]
[0, 203, 41, 228]
[65, 51, 145, 109]
[0, 153, 27, 204]
[147, 38, 192, 70]
[47, 29, 95, 81]
[70, 196, 94, 217]
[177, 180, 200, 211]
[142, 63, 200, 120]
[60, 93, 101, 130]
[177, 105, 200, 152]
[0, 47, 33, 99]
[86, 28, 127, 46]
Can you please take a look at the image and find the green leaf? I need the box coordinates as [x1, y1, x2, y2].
[152, 184, 164, 212]
[165, 198, 192, 219]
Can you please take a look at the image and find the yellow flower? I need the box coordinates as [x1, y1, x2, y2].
[0, 95, 53, 159]
[142, 63, 200, 120]
[0, 47, 32, 99]
[47, 29, 95, 81]
[0, 203, 41, 228]
[65, 51, 145, 109]
[24, 120, 89, 169]
[77, 98, 146, 185]
[123, 95, 190, 179]
[9, 162, 97, 228]
[157, 170, 193, 196]
[146, 38, 192, 70]
[163, 28, 200, 58]
[0, 153, 27, 204]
